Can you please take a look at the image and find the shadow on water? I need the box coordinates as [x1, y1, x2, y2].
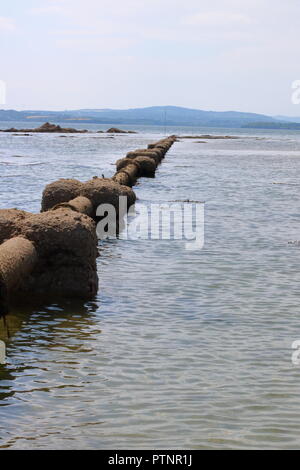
[0, 298, 100, 405]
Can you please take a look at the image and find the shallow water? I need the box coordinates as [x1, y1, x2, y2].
[1, 123, 300, 449]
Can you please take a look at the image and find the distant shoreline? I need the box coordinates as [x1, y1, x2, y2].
[1, 105, 300, 129]
[242, 122, 300, 130]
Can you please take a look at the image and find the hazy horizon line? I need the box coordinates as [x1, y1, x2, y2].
[1, 105, 300, 118]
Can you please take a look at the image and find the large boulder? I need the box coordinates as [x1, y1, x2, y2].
[81, 177, 136, 211]
[41, 179, 83, 212]
[0, 208, 99, 300]
[133, 156, 157, 177]
[0, 209, 30, 244]
[18, 209, 98, 298]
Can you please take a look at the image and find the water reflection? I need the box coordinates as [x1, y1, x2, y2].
[0, 300, 100, 408]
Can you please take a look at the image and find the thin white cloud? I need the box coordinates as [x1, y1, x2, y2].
[56, 36, 134, 51]
[30, 5, 64, 15]
[0, 16, 16, 32]
[4, 0, 300, 114]
[183, 11, 252, 27]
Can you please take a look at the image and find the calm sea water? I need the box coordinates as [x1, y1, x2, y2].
[1, 122, 300, 449]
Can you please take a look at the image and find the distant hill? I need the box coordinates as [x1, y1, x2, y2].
[274, 115, 300, 124]
[0, 105, 297, 128]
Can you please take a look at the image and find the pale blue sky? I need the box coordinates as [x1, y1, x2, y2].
[1, 0, 300, 115]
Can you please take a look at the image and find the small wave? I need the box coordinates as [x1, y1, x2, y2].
[0, 161, 46, 167]
[273, 182, 300, 185]
[0, 174, 23, 178]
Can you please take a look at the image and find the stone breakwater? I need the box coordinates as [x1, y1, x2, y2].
[0, 136, 177, 315]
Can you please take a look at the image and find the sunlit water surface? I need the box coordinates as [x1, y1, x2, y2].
[0, 122, 300, 449]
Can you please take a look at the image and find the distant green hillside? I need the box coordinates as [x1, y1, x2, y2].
[0, 106, 282, 128]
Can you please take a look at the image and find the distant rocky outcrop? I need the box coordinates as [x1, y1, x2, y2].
[0, 123, 139, 134]
[106, 128, 137, 134]
[0, 122, 88, 133]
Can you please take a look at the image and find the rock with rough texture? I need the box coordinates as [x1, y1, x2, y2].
[112, 171, 132, 187]
[126, 149, 162, 164]
[52, 196, 94, 217]
[133, 156, 157, 177]
[116, 158, 141, 174]
[81, 177, 136, 211]
[0, 237, 38, 315]
[1, 122, 88, 133]
[106, 128, 137, 134]
[0, 209, 30, 244]
[41, 179, 83, 212]
[113, 159, 141, 187]
[19, 209, 98, 299]
[41, 177, 136, 215]
[0, 209, 99, 301]
[136, 153, 161, 164]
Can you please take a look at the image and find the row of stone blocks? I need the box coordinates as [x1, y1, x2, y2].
[0, 135, 177, 314]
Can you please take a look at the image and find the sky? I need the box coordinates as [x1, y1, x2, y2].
[0, 0, 300, 115]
